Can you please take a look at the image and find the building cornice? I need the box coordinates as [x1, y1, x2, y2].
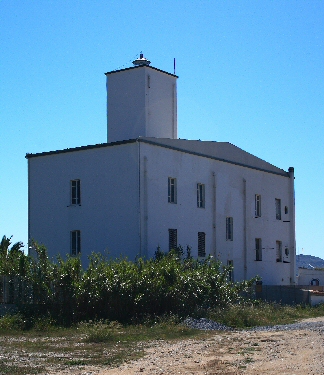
[104, 64, 178, 78]
[25, 137, 289, 177]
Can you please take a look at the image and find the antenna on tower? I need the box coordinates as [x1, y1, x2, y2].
[173, 58, 176, 75]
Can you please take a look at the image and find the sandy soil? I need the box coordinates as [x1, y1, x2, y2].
[52, 317, 324, 375]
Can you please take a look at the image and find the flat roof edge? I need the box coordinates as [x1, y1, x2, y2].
[104, 64, 178, 78]
[25, 137, 289, 177]
[139, 139, 290, 177]
[25, 139, 137, 159]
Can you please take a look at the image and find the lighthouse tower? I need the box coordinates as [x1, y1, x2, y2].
[105, 54, 178, 143]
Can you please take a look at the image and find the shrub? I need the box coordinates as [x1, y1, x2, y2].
[0, 314, 26, 331]
[0, 236, 259, 325]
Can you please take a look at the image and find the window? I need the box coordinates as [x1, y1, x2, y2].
[276, 240, 282, 262]
[168, 178, 177, 204]
[255, 194, 261, 217]
[71, 230, 81, 256]
[197, 183, 205, 208]
[168, 229, 177, 251]
[275, 198, 281, 220]
[285, 206, 289, 214]
[284, 247, 289, 257]
[311, 279, 319, 286]
[227, 260, 234, 282]
[255, 238, 262, 261]
[198, 232, 206, 257]
[71, 180, 81, 205]
[226, 217, 233, 241]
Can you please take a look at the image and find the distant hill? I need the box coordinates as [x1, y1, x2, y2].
[296, 254, 324, 269]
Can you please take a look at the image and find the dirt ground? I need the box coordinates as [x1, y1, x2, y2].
[53, 317, 324, 375]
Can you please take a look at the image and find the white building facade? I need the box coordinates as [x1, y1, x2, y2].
[26, 55, 296, 285]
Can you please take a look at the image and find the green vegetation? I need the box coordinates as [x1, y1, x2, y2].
[0, 235, 25, 276]
[0, 238, 258, 325]
[1, 235, 324, 373]
[0, 316, 202, 374]
[207, 301, 324, 328]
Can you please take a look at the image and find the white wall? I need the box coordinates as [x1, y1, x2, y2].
[106, 66, 177, 142]
[28, 139, 295, 285]
[28, 142, 141, 265]
[298, 268, 324, 286]
[139, 142, 295, 285]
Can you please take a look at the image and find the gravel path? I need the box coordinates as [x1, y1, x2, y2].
[13, 317, 323, 375]
[95, 317, 324, 375]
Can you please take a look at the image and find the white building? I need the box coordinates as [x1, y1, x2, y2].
[298, 269, 324, 286]
[26, 55, 296, 285]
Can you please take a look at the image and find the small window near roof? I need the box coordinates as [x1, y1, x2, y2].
[168, 178, 177, 204]
[71, 180, 81, 205]
[197, 183, 205, 208]
[275, 198, 281, 220]
[255, 194, 261, 217]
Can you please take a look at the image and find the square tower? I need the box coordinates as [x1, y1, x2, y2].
[105, 55, 178, 142]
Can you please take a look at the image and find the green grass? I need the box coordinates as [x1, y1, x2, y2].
[0, 316, 203, 375]
[207, 301, 324, 328]
[0, 361, 45, 375]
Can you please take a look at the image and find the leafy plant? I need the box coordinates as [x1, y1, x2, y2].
[0, 235, 259, 325]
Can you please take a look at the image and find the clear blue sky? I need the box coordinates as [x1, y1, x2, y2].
[1, 1, 323, 258]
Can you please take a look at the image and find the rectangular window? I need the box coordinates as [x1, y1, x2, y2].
[226, 217, 233, 241]
[255, 238, 262, 261]
[275, 198, 281, 220]
[168, 177, 177, 204]
[71, 180, 81, 205]
[284, 247, 290, 262]
[227, 260, 234, 282]
[197, 183, 205, 208]
[168, 229, 177, 251]
[276, 240, 282, 262]
[71, 230, 81, 256]
[255, 194, 261, 217]
[198, 232, 206, 257]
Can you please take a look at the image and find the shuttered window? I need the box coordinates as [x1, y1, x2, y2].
[275, 198, 281, 220]
[227, 260, 234, 281]
[198, 232, 206, 257]
[168, 229, 177, 251]
[276, 240, 282, 262]
[255, 238, 262, 261]
[71, 230, 81, 256]
[226, 217, 233, 241]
